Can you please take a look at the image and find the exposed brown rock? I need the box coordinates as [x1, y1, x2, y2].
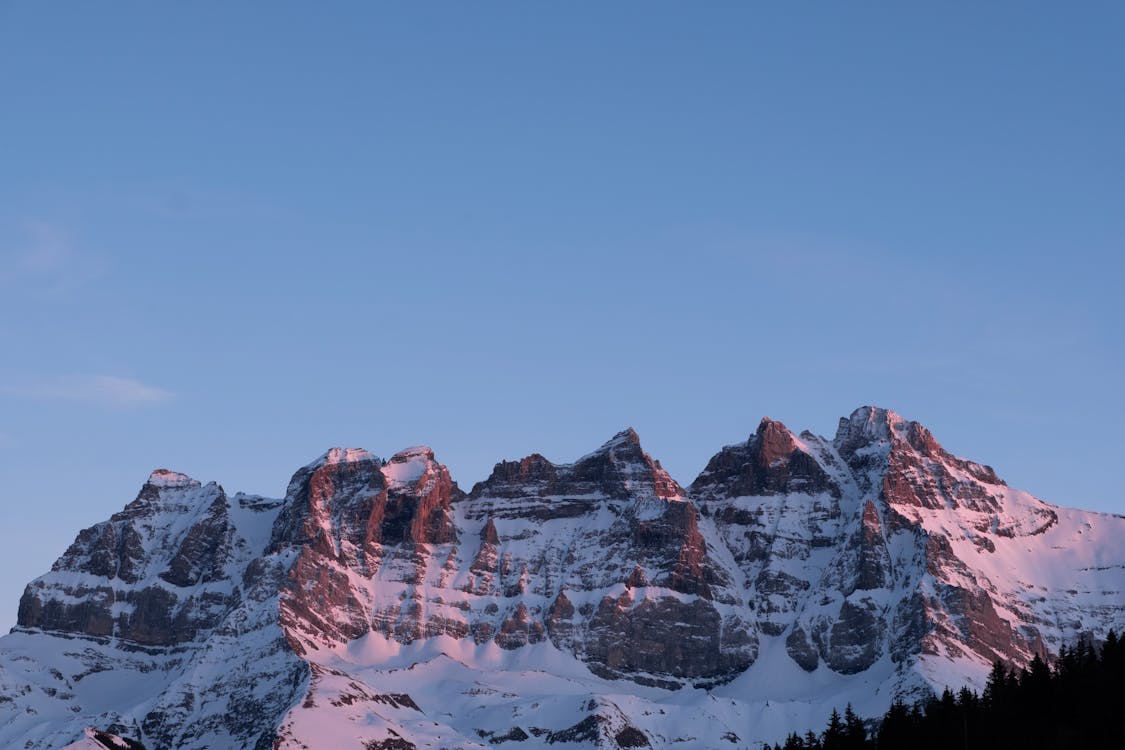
[481, 517, 500, 544]
[584, 594, 754, 683]
[10, 406, 1122, 748]
[853, 500, 891, 592]
[495, 603, 546, 650]
[625, 565, 649, 588]
[691, 418, 840, 500]
[632, 501, 715, 599]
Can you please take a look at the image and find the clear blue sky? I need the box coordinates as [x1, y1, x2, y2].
[2, 3, 1122, 632]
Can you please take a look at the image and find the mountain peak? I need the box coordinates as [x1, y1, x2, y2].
[754, 417, 798, 463]
[5, 407, 1122, 750]
[389, 445, 435, 462]
[833, 405, 918, 456]
[383, 446, 438, 489]
[606, 427, 641, 447]
[574, 427, 645, 463]
[691, 416, 838, 500]
[145, 468, 199, 489]
[308, 447, 381, 470]
[837, 405, 906, 437]
[834, 406, 951, 459]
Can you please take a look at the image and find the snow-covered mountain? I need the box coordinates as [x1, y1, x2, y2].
[3, 407, 1124, 749]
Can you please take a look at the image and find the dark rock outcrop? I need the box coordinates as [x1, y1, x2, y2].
[692, 418, 840, 500]
[463, 429, 756, 686]
[6, 406, 1125, 749]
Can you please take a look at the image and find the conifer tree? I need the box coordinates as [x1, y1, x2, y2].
[876, 699, 911, 749]
[822, 707, 844, 750]
[842, 704, 865, 749]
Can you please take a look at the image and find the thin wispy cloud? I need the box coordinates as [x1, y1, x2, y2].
[16, 222, 69, 273]
[2, 375, 175, 408]
[1, 221, 103, 296]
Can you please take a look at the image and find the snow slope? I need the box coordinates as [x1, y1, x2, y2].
[2, 407, 1124, 749]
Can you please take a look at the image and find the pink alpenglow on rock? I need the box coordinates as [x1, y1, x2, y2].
[4, 407, 1125, 749]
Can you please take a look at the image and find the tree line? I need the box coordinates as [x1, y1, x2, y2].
[765, 632, 1125, 750]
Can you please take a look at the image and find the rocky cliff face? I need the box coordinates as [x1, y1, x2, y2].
[3, 407, 1124, 749]
[3, 469, 305, 750]
[458, 428, 754, 687]
[268, 446, 463, 654]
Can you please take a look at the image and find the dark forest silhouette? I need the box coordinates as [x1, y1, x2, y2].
[766, 632, 1125, 750]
